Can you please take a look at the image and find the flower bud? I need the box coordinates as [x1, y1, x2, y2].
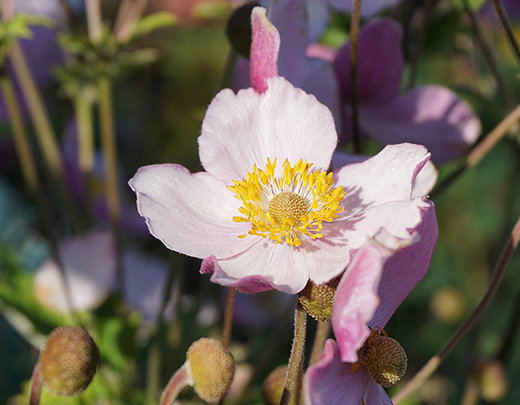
[365, 334, 407, 388]
[477, 358, 509, 402]
[298, 277, 340, 322]
[225, 2, 259, 58]
[186, 338, 235, 403]
[262, 365, 297, 405]
[39, 326, 99, 396]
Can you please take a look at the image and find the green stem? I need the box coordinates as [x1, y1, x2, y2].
[222, 288, 236, 349]
[220, 49, 238, 90]
[308, 320, 330, 366]
[279, 302, 307, 405]
[9, 44, 65, 180]
[392, 216, 520, 404]
[350, 0, 362, 154]
[74, 93, 95, 174]
[97, 76, 125, 305]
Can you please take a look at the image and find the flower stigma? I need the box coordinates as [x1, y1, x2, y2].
[228, 158, 346, 247]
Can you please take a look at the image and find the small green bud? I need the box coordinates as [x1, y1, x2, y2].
[225, 2, 260, 58]
[39, 326, 99, 396]
[186, 338, 235, 403]
[298, 277, 340, 322]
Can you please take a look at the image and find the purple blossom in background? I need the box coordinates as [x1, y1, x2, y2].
[305, 223, 438, 404]
[322, 0, 401, 17]
[334, 19, 481, 164]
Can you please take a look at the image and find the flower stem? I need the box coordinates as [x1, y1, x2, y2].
[97, 75, 125, 304]
[308, 320, 330, 366]
[463, 0, 516, 109]
[223, 287, 236, 349]
[220, 48, 238, 90]
[160, 364, 191, 405]
[407, 0, 433, 89]
[114, 0, 149, 44]
[9, 43, 66, 181]
[350, 0, 362, 154]
[492, 0, 520, 67]
[392, 216, 520, 404]
[74, 93, 95, 174]
[279, 301, 307, 405]
[431, 103, 520, 198]
[86, 0, 103, 43]
[29, 362, 43, 405]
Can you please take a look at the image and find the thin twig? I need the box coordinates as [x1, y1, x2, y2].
[350, 0, 362, 154]
[407, 0, 433, 89]
[308, 321, 330, 366]
[431, 103, 520, 197]
[392, 216, 520, 404]
[492, 0, 520, 67]
[279, 302, 307, 405]
[463, 0, 516, 109]
[222, 288, 236, 349]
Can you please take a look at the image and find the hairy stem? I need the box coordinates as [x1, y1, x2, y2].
[160, 364, 191, 405]
[223, 288, 236, 349]
[279, 301, 307, 405]
[392, 216, 520, 404]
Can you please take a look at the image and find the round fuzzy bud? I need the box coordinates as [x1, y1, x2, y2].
[366, 335, 407, 388]
[225, 2, 259, 58]
[39, 326, 99, 396]
[186, 338, 235, 403]
[298, 277, 340, 322]
[262, 365, 296, 405]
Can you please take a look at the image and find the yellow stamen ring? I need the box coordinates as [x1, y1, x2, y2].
[228, 158, 346, 247]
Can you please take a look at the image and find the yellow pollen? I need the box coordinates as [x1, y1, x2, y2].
[228, 158, 346, 247]
[268, 191, 308, 225]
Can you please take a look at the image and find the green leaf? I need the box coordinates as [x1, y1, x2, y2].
[130, 12, 177, 39]
[452, 0, 487, 11]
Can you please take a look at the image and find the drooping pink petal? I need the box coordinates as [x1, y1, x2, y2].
[199, 77, 337, 182]
[359, 86, 481, 163]
[334, 19, 403, 106]
[369, 204, 438, 328]
[129, 164, 255, 259]
[324, 0, 402, 17]
[332, 229, 419, 362]
[250, 7, 280, 93]
[333, 143, 430, 209]
[304, 339, 392, 405]
[34, 230, 115, 312]
[331, 149, 438, 199]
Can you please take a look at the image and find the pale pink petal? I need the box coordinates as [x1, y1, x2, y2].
[359, 86, 481, 163]
[34, 230, 115, 312]
[199, 77, 337, 182]
[333, 144, 430, 210]
[334, 19, 403, 106]
[332, 229, 419, 362]
[250, 7, 280, 93]
[324, 0, 402, 17]
[304, 339, 392, 405]
[202, 239, 311, 294]
[370, 204, 438, 327]
[331, 150, 438, 198]
[129, 164, 255, 259]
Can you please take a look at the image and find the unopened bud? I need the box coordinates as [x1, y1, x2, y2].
[262, 365, 296, 405]
[186, 338, 235, 403]
[365, 333, 407, 388]
[225, 2, 259, 58]
[39, 326, 99, 396]
[298, 277, 340, 322]
[477, 359, 509, 402]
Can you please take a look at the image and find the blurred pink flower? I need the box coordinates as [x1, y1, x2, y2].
[305, 224, 438, 404]
[334, 19, 481, 164]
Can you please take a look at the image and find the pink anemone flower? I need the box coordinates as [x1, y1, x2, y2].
[334, 19, 481, 164]
[129, 73, 436, 294]
[305, 224, 438, 405]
